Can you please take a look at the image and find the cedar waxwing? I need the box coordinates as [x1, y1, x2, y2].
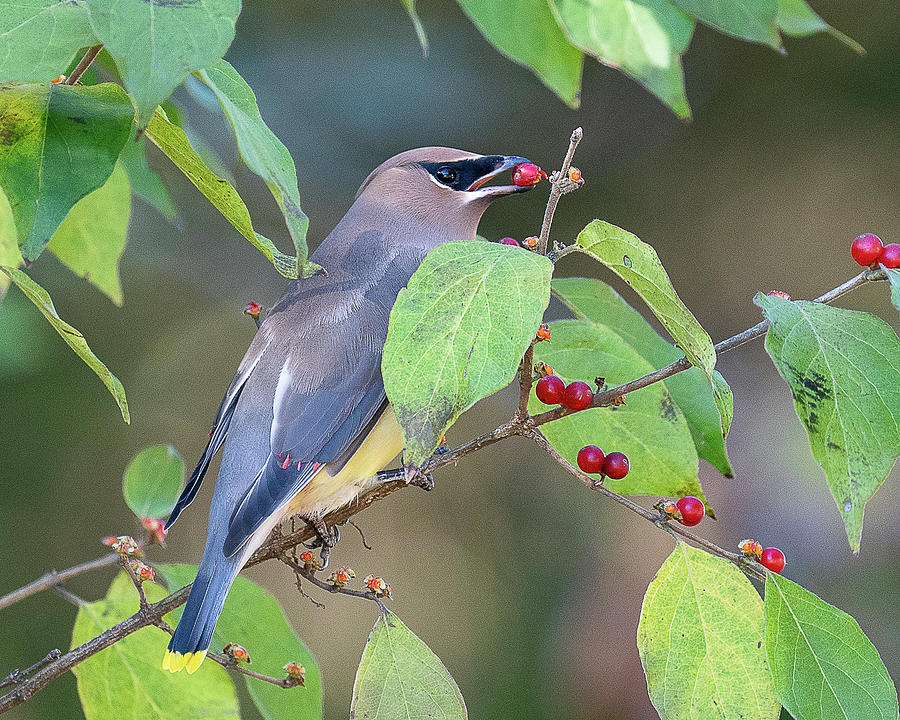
[162, 148, 536, 673]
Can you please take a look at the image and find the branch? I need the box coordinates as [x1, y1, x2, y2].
[525, 430, 766, 582]
[280, 556, 390, 614]
[0, 552, 119, 611]
[536, 127, 583, 256]
[64, 45, 103, 86]
[529, 267, 888, 426]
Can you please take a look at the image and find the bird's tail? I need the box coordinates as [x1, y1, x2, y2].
[162, 562, 239, 674]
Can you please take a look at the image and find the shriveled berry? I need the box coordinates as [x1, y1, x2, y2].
[51, 75, 66, 84]
[851, 233, 883, 266]
[766, 291, 791, 300]
[675, 496, 704, 526]
[535, 375, 565, 405]
[567, 167, 582, 182]
[284, 661, 306, 684]
[224, 643, 251, 664]
[364, 574, 393, 598]
[562, 381, 593, 411]
[536, 324, 551, 341]
[577, 445, 605, 473]
[602, 451, 630, 480]
[499, 237, 519, 246]
[879, 243, 900, 268]
[760, 547, 785, 573]
[523, 236, 539, 249]
[511, 163, 547, 187]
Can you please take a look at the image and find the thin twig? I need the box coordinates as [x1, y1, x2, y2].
[0, 651, 61, 690]
[120, 557, 150, 611]
[525, 429, 767, 582]
[0, 553, 119, 611]
[536, 127, 583, 256]
[280, 556, 389, 614]
[64, 45, 103, 85]
[52, 586, 86, 607]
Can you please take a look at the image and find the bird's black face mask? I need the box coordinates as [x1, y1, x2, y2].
[420, 155, 533, 196]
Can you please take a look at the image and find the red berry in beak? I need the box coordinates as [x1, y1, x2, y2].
[511, 163, 546, 187]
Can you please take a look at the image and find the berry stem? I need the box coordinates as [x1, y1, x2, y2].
[536, 127, 583, 256]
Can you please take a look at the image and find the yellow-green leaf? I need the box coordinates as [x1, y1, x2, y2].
[638, 543, 780, 720]
[765, 573, 898, 720]
[144, 107, 300, 279]
[122, 445, 185, 519]
[756, 293, 900, 552]
[71, 573, 239, 720]
[352, 610, 467, 720]
[48, 162, 130, 305]
[400, 0, 429, 54]
[575, 220, 717, 377]
[0, 187, 22, 298]
[884, 267, 900, 312]
[0, 0, 97, 82]
[456, 0, 583, 108]
[0, 265, 128, 421]
[672, 0, 780, 48]
[194, 60, 320, 278]
[86, 0, 240, 127]
[776, 0, 864, 53]
[0, 81, 133, 261]
[549, 0, 693, 118]
[532, 319, 707, 502]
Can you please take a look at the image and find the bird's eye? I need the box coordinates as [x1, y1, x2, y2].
[435, 167, 456, 185]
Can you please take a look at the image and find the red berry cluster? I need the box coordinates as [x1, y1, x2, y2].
[577, 446, 630, 479]
[851, 233, 899, 268]
[536, 376, 595, 411]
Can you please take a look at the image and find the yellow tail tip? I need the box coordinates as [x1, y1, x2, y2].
[163, 648, 208, 673]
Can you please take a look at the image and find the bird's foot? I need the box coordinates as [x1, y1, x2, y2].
[404, 465, 435, 491]
[303, 518, 339, 569]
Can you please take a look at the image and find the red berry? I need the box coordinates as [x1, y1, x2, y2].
[602, 451, 629, 479]
[562, 381, 593, 411]
[851, 233, 883, 266]
[760, 547, 786, 573]
[675, 496, 704, 526]
[511, 163, 546, 187]
[535, 375, 565, 405]
[766, 291, 791, 300]
[577, 445, 605, 473]
[499, 237, 519, 246]
[879, 243, 900, 268]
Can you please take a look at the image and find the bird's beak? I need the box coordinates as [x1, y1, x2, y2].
[465, 155, 534, 197]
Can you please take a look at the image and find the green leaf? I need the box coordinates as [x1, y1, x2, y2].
[456, 0, 583, 108]
[48, 162, 129, 305]
[765, 573, 898, 720]
[575, 220, 717, 377]
[351, 610, 467, 720]
[86, 0, 240, 128]
[0, 81, 133, 261]
[72, 573, 240, 720]
[672, 0, 780, 48]
[195, 60, 320, 278]
[145, 107, 300, 279]
[122, 444, 185, 519]
[400, 0, 429, 54]
[638, 543, 781, 720]
[0, 1, 97, 82]
[119, 130, 178, 221]
[553, 277, 733, 476]
[549, 0, 693, 118]
[531, 319, 707, 502]
[383, 242, 552, 465]
[755, 293, 900, 552]
[884, 267, 900, 312]
[161, 565, 324, 720]
[776, 0, 864, 53]
[0, 187, 22, 298]
[0, 265, 129, 421]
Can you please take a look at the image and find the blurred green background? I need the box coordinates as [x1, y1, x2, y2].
[1, 0, 898, 717]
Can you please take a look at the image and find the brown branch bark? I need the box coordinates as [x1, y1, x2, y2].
[64, 45, 103, 85]
[0, 553, 119, 611]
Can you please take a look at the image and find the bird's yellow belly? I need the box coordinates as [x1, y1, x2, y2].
[285, 405, 403, 518]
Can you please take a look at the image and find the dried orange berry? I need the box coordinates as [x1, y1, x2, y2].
[364, 574, 393, 598]
[567, 166, 582, 183]
[224, 643, 251, 664]
[328, 567, 355, 587]
[51, 75, 66, 84]
[523, 236, 539, 249]
[284, 661, 306, 684]
[536, 324, 551, 342]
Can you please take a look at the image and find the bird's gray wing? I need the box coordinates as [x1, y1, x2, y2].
[166, 336, 271, 529]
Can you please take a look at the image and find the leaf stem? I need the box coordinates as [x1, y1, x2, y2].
[64, 45, 103, 86]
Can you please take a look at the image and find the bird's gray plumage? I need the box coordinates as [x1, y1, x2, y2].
[164, 147, 533, 670]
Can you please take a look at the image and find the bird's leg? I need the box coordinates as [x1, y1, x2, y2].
[303, 517, 339, 568]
